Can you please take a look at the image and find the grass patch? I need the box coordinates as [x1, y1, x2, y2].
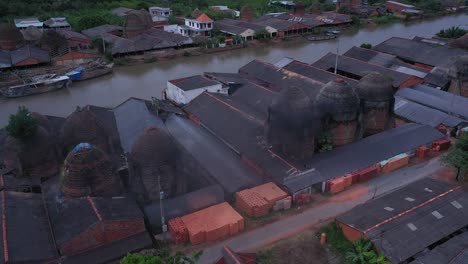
[319, 222, 354, 255]
[371, 15, 400, 24]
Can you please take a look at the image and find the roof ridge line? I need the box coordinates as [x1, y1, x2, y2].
[87, 196, 103, 221]
[1, 190, 8, 263]
[364, 185, 462, 233]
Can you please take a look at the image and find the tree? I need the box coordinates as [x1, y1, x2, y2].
[345, 239, 376, 264]
[5, 106, 38, 139]
[120, 250, 202, 264]
[254, 28, 270, 39]
[444, 135, 468, 181]
[76, 15, 107, 31]
[437, 26, 468, 39]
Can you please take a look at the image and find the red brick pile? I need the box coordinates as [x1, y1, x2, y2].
[355, 165, 379, 182]
[168, 217, 189, 245]
[294, 193, 310, 205]
[432, 139, 451, 152]
[381, 154, 410, 173]
[416, 146, 430, 159]
[235, 182, 289, 217]
[179, 202, 244, 245]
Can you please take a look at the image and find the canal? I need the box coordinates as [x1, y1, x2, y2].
[1, 13, 467, 126]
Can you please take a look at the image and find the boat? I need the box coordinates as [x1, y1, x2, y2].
[325, 30, 341, 35]
[1, 74, 70, 98]
[66, 63, 113, 81]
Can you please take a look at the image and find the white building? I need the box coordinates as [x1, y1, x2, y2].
[165, 75, 226, 105]
[178, 12, 213, 37]
[14, 18, 44, 31]
[149, 7, 172, 23]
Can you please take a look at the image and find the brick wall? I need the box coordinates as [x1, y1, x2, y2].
[337, 221, 365, 242]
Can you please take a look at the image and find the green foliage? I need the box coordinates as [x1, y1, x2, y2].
[444, 135, 468, 180]
[120, 250, 202, 264]
[437, 26, 468, 39]
[321, 3, 336, 12]
[360, 43, 372, 49]
[319, 222, 353, 254]
[318, 132, 333, 153]
[6, 106, 38, 139]
[371, 15, 399, 24]
[346, 239, 390, 264]
[254, 28, 271, 39]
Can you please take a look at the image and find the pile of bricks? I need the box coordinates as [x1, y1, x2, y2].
[355, 165, 379, 182]
[295, 193, 310, 205]
[235, 190, 270, 217]
[381, 154, 410, 173]
[432, 139, 451, 152]
[327, 177, 346, 194]
[168, 217, 188, 244]
[235, 182, 289, 217]
[416, 146, 430, 159]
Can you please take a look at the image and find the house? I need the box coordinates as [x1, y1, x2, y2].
[178, 10, 213, 37]
[336, 178, 468, 263]
[385, 1, 422, 14]
[56, 29, 91, 49]
[14, 17, 43, 31]
[210, 6, 240, 18]
[10, 44, 50, 67]
[252, 17, 312, 38]
[216, 18, 277, 38]
[165, 75, 225, 104]
[269, 1, 296, 9]
[214, 21, 255, 40]
[44, 17, 72, 30]
[149, 7, 172, 24]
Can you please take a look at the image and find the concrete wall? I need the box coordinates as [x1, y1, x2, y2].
[166, 81, 224, 105]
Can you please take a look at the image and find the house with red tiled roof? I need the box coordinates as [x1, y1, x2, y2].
[177, 9, 213, 37]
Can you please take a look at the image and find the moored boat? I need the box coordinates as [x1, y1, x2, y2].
[66, 63, 113, 81]
[1, 75, 70, 98]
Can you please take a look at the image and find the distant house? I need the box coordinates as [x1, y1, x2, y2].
[165, 75, 225, 105]
[111, 7, 136, 17]
[385, 1, 422, 15]
[44, 17, 71, 30]
[56, 29, 91, 49]
[269, 1, 296, 9]
[178, 10, 214, 37]
[214, 21, 255, 40]
[149, 6, 172, 24]
[216, 19, 278, 38]
[10, 45, 50, 67]
[336, 0, 362, 9]
[14, 18, 43, 31]
[210, 6, 240, 18]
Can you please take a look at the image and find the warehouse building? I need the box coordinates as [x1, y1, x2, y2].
[336, 178, 468, 263]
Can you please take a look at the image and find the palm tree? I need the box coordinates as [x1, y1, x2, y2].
[370, 253, 389, 264]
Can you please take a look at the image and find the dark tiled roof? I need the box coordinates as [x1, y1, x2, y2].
[113, 98, 164, 153]
[81, 24, 123, 39]
[283, 169, 324, 193]
[0, 50, 11, 69]
[337, 178, 468, 263]
[312, 53, 415, 87]
[1, 191, 57, 264]
[144, 184, 225, 230]
[215, 21, 251, 35]
[307, 123, 444, 181]
[374, 37, 467, 67]
[410, 231, 468, 264]
[10, 44, 50, 65]
[217, 19, 266, 31]
[184, 92, 300, 183]
[169, 75, 220, 91]
[165, 115, 262, 194]
[56, 29, 89, 40]
[423, 67, 451, 88]
[253, 17, 310, 31]
[61, 232, 152, 264]
[283, 60, 358, 87]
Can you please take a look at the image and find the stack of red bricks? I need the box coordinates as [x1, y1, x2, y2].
[168, 217, 189, 244]
[235, 190, 270, 217]
[294, 193, 310, 205]
[432, 139, 451, 152]
[416, 146, 430, 158]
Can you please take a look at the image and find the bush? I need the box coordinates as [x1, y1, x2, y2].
[371, 15, 399, 24]
[360, 43, 372, 49]
[183, 51, 191, 57]
[319, 222, 353, 254]
[120, 250, 202, 264]
[437, 26, 468, 39]
[6, 106, 38, 139]
[254, 28, 271, 39]
[144, 57, 157, 63]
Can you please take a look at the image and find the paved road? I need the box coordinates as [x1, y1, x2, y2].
[195, 157, 445, 264]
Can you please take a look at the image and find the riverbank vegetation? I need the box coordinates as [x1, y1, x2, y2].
[437, 26, 468, 39]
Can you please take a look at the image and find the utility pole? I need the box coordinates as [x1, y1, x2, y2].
[334, 37, 340, 74]
[158, 174, 166, 233]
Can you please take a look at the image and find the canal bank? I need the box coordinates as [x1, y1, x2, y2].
[1, 13, 467, 126]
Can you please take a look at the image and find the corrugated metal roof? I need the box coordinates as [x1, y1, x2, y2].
[394, 97, 466, 127]
[337, 178, 468, 263]
[10, 44, 50, 65]
[169, 75, 220, 91]
[0, 50, 11, 69]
